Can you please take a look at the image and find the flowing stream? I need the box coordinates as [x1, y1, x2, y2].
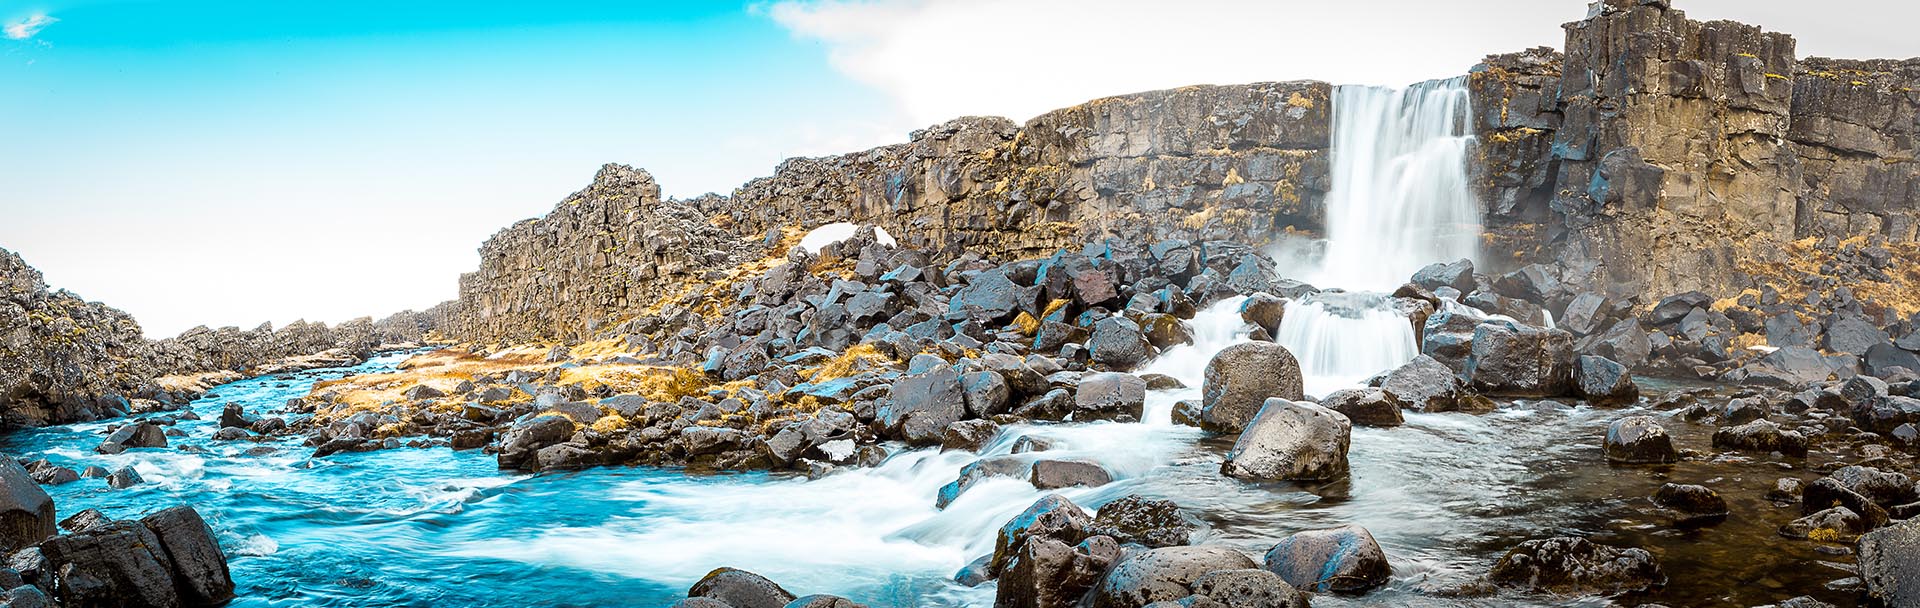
[0, 78, 1852, 607]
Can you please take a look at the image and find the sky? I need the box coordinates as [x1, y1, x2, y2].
[1, 0, 1915, 338]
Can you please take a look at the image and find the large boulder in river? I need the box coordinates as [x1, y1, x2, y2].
[998, 535, 1120, 608]
[138, 505, 236, 605]
[994, 495, 1093, 573]
[1093, 545, 1259, 608]
[1221, 399, 1350, 482]
[1711, 419, 1809, 457]
[1603, 416, 1677, 464]
[1319, 388, 1404, 427]
[687, 567, 796, 608]
[1379, 355, 1465, 412]
[1075, 372, 1146, 422]
[1858, 519, 1920, 607]
[1487, 537, 1664, 594]
[0, 459, 55, 552]
[1262, 524, 1391, 594]
[1089, 495, 1192, 548]
[1199, 342, 1304, 433]
[98, 421, 168, 453]
[1464, 322, 1575, 396]
[1420, 307, 1488, 372]
[37, 520, 179, 607]
[883, 365, 966, 445]
[1185, 569, 1308, 608]
[1239, 293, 1286, 337]
[1574, 355, 1639, 406]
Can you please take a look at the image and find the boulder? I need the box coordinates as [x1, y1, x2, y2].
[1239, 293, 1286, 337]
[1186, 569, 1307, 608]
[0, 459, 55, 552]
[1199, 342, 1304, 433]
[1651, 483, 1729, 523]
[1319, 388, 1404, 427]
[1603, 416, 1677, 464]
[1030, 459, 1112, 490]
[1221, 399, 1351, 482]
[936, 456, 1029, 509]
[960, 371, 1012, 419]
[1858, 520, 1920, 607]
[1649, 292, 1711, 326]
[1093, 545, 1259, 608]
[217, 403, 253, 429]
[1411, 259, 1475, 293]
[1802, 478, 1890, 530]
[1778, 507, 1864, 543]
[883, 365, 967, 445]
[1574, 355, 1638, 406]
[1089, 317, 1151, 371]
[1559, 293, 1609, 336]
[997, 535, 1119, 608]
[107, 466, 145, 489]
[1089, 495, 1192, 548]
[1464, 322, 1575, 396]
[1074, 373, 1147, 422]
[688, 567, 796, 608]
[138, 506, 236, 605]
[941, 419, 1000, 453]
[994, 495, 1092, 573]
[1420, 307, 1488, 372]
[37, 520, 178, 607]
[1378, 355, 1465, 412]
[1262, 524, 1390, 594]
[496, 415, 576, 470]
[1828, 466, 1918, 508]
[99, 422, 167, 452]
[1487, 537, 1664, 593]
[1711, 419, 1809, 457]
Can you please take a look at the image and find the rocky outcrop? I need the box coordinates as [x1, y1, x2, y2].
[0, 246, 435, 428]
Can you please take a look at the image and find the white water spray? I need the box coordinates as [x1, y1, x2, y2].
[1275, 292, 1418, 397]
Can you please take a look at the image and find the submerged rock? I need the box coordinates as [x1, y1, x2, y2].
[687, 567, 796, 608]
[1487, 537, 1664, 594]
[1262, 524, 1391, 594]
[1651, 483, 1729, 523]
[1221, 399, 1351, 482]
[1199, 342, 1304, 433]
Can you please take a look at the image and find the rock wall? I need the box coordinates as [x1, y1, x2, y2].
[0, 247, 433, 427]
[1471, 0, 1918, 300]
[453, 82, 1333, 344]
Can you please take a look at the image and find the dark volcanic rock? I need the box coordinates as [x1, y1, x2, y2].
[1221, 399, 1350, 482]
[1074, 372, 1146, 422]
[997, 535, 1118, 608]
[1464, 322, 1575, 396]
[1652, 483, 1729, 523]
[1711, 419, 1809, 457]
[100, 422, 168, 452]
[1187, 569, 1307, 608]
[1093, 545, 1258, 608]
[1029, 459, 1112, 490]
[138, 505, 236, 606]
[1603, 416, 1677, 464]
[1379, 355, 1466, 412]
[1574, 355, 1638, 406]
[688, 567, 796, 608]
[884, 365, 966, 445]
[1319, 388, 1404, 427]
[1199, 342, 1304, 433]
[1411, 259, 1475, 293]
[38, 520, 179, 608]
[994, 494, 1092, 573]
[1858, 520, 1920, 607]
[496, 415, 576, 470]
[1089, 495, 1192, 548]
[1487, 537, 1664, 594]
[0, 459, 55, 552]
[1089, 317, 1150, 371]
[1262, 524, 1391, 594]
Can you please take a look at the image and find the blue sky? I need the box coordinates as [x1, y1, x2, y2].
[2, 0, 1914, 337]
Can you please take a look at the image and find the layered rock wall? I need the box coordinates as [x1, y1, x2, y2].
[453, 82, 1334, 343]
[1472, 0, 1918, 300]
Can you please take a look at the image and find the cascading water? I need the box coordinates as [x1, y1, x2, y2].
[1314, 77, 1480, 292]
[1271, 77, 1480, 392]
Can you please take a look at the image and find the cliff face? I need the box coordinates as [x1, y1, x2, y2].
[439, 0, 1917, 348]
[0, 247, 434, 427]
[1471, 0, 1918, 300]
[453, 82, 1333, 344]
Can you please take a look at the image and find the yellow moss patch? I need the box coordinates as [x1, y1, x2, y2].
[1732, 333, 1768, 351]
[803, 343, 894, 383]
[1286, 91, 1315, 109]
[1042, 299, 1071, 320]
[590, 414, 630, 434]
[1013, 311, 1041, 336]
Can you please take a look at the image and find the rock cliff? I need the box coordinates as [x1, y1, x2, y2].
[0, 247, 433, 427]
[1470, 0, 1918, 302]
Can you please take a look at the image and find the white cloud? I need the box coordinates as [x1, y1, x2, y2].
[4, 13, 57, 40]
[765, 0, 1574, 126]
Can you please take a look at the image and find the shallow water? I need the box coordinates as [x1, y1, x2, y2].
[1, 343, 1865, 608]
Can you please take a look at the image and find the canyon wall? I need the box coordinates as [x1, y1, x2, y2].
[1471, 0, 1919, 300]
[451, 82, 1333, 343]
[0, 247, 433, 427]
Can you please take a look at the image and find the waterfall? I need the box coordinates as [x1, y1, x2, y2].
[1278, 77, 1479, 392]
[1275, 292, 1418, 397]
[1312, 77, 1480, 292]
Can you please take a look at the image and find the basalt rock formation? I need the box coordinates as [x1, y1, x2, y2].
[0, 247, 434, 428]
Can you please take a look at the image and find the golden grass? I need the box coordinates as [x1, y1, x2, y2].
[803, 343, 893, 383]
[1738, 237, 1920, 318]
